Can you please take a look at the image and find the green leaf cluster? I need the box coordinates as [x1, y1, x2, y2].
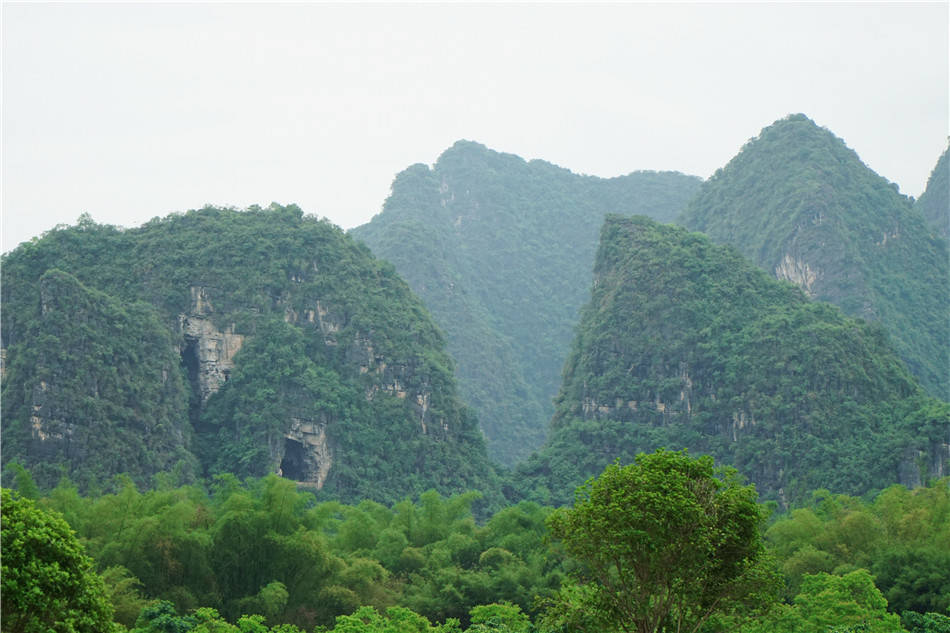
[764, 480, 950, 616]
[28, 474, 563, 630]
[1, 488, 118, 633]
[543, 450, 780, 633]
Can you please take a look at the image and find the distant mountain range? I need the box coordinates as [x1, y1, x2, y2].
[3, 116, 946, 509]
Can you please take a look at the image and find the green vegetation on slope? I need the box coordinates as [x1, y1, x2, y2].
[1, 488, 118, 633]
[352, 141, 702, 465]
[680, 114, 949, 400]
[1, 205, 501, 506]
[1, 269, 196, 491]
[916, 144, 949, 239]
[517, 215, 948, 506]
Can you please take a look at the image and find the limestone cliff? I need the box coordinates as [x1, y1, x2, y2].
[351, 142, 703, 466]
[180, 287, 245, 403]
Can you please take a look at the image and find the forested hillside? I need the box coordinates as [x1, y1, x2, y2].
[680, 114, 949, 399]
[1, 205, 502, 506]
[517, 215, 949, 506]
[351, 141, 702, 465]
[916, 144, 949, 239]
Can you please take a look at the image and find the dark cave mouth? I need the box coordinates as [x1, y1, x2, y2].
[280, 438, 307, 481]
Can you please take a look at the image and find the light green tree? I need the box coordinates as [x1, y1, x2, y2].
[542, 450, 780, 633]
[1, 488, 118, 633]
[740, 569, 904, 633]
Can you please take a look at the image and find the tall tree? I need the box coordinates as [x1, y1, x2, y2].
[543, 450, 779, 633]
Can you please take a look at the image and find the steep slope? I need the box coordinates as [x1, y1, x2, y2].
[351, 142, 702, 465]
[1, 269, 196, 490]
[1, 205, 502, 506]
[915, 144, 949, 239]
[517, 216, 948, 506]
[680, 114, 949, 400]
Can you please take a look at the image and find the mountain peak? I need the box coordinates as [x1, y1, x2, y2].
[681, 116, 948, 398]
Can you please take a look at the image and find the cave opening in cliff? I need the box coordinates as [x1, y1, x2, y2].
[280, 438, 307, 481]
[180, 337, 201, 421]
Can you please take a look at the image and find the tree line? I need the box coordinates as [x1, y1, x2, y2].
[3, 451, 949, 633]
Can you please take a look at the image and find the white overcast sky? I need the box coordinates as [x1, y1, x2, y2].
[2, 2, 948, 253]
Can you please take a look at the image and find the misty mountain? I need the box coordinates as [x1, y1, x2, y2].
[351, 141, 702, 465]
[680, 114, 949, 400]
[915, 144, 949, 239]
[516, 215, 948, 506]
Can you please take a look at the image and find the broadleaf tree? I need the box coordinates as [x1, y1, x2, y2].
[0, 488, 118, 633]
[543, 450, 780, 633]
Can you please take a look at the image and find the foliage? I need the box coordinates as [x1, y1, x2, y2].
[738, 570, 903, 633]
[352, 142, 702, 465]
[681, 114, 949, 399]
[129, 600, 305, 633]
[543, 450, 780, 633]
[1, 204, 501, 506]
[0, 488, 118, 633]
[902, 611, 950, 633]
[15, 468, 946, 631]
[516, 215, 949, 506]
[1, 269, 195, 491]
[764, 479, 950, 616]
[31, 476, 564, 629]
[915, 144, 949, 239]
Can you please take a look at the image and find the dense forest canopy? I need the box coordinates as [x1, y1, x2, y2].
[352, 141, 702, 465]
[1, 205, 502, 507]
[4, 466, 948, 632]
[680, 114, 949, 400]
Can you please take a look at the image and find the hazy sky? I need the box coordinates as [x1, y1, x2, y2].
[2, 2, 948, 253]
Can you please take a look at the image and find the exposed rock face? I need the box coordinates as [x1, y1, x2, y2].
[179, 286, 244, 402]
[775, 253, 819, 296]
[280, 418, 332, 489]
[899, 441, 950, 488]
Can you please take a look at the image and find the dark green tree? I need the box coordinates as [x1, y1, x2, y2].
[0, 488, 117, 633]
[543, 450, 779, 633]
